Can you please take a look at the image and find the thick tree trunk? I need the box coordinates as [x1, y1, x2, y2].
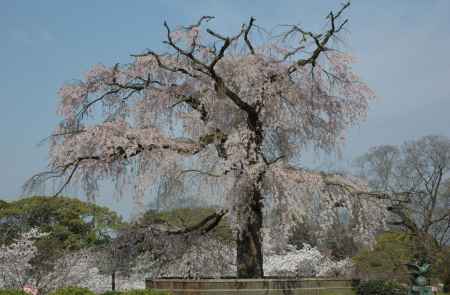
[236, 109, 265, 278]
[111, 271, 116, 291]
[236, 186, 264, 278]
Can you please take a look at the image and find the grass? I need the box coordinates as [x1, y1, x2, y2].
[322, 291, 450, 295]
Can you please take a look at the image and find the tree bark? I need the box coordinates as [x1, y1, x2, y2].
[111, 271, 116, 291]
[236, 186, 264, 278]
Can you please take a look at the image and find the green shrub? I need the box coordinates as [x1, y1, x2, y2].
[0, 290, 27, 295]
[101, 292, 124, 295]
[444, 282, 450, 293]
[124, 290, 170, 295]
[356, 280, 407, 295]
[102, 290, 169, 295]
[49, 287, 95, 295]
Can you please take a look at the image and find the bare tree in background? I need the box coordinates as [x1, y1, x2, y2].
[356, 135, 450, 258]
[26, 2, 385, 278]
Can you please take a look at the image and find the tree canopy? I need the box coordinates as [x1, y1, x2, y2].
[0, 196, 123, 249]
[355, 135, 450, 258]
[26, 2, 385, 278]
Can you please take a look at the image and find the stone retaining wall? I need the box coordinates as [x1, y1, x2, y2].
[146, 278, 358, 295]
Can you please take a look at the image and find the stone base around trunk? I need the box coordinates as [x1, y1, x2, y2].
[146, 278, 358, 295]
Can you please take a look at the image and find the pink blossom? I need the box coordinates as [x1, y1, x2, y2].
[23, 285, 38, 295]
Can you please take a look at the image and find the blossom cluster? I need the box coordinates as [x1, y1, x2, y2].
[0, 229, 46, 289]
[0, 229, 95, 294]
[264, 244, 353, 278]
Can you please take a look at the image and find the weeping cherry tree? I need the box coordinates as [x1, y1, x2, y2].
[26, 2, 387, 278]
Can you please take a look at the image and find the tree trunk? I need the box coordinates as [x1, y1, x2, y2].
[111, 271, 116, 291]
[236, 186, 264, 278]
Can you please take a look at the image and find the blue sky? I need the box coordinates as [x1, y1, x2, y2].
[1, 1, 450, 217]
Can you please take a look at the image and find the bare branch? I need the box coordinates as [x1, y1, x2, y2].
[132, 50, 199, 78]
[162, 19, 256, 118]
[264, 155, 285, 166]
[207, 25, 246, 70]
[206, 29, 228, 41]
[163, 21, 210, 73]
[288, 1, 350, 74]
[244, 17, 256, 54]
[183, 15, 215, 30]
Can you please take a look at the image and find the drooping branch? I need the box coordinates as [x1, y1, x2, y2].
[22, 155, 100, 196]
[52, 160, 80, 197]
[25, 125, 205, 196]
[166, 209, 228, 235]
[115, 209, 228, 253]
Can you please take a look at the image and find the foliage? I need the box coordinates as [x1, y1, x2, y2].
[0, 196, 124, 292]
[0, 290, 27, 295]
[120, 290, 170, 295]
[356, 280, 407, 295]
[0, 227, 97, 294]
[353, 231, 414, 278]
[354, 231, 450, 289]
[0, 196, 123, 249]
[434, 247, 450, 292]
[100, 292, 123, 295]
[48, 287, 95, 295]
[100, 291, 170, 295]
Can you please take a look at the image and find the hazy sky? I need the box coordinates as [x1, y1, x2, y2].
[1, 1, 449, 217]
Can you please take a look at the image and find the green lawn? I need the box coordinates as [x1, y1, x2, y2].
[324, 291, 450, 295]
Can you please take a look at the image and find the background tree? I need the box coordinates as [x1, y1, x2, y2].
[0, 228, 95, 294]
[0, 196, 123, 247]
[353, 231, 414, 282]
[0, 196, 123, 285]
[26, 2, 383, 278]
[355, 135, 450, 260]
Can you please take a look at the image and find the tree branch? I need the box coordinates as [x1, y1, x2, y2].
[244, 17, 256, 54]
[132, 50, 199, 78]
[165, 209, 228, 235]
[178, 169, 223, 178]
[288, 1, 350, 74]
[52, 160, 80, 197]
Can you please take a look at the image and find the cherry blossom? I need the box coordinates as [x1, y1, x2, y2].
[27, 1, 382, 278]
